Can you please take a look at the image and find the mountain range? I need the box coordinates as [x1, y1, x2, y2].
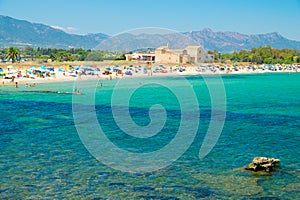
[1, 15, 300, 53]
[0, 15, 108, 49]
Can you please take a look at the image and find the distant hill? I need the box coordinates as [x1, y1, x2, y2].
[185, 28, 300, 52]
[1, 15, 300, 52]
[0, 15, 109, 49]
[97, 28, 300, 52]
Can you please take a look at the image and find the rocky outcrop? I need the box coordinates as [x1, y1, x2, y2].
[245, 157, 280, 173]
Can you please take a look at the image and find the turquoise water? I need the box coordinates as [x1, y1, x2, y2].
[0, 73, 299, 199]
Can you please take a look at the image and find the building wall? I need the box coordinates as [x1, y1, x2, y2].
[154, 46, 167, 63]
[181, 54, 190, 64]
[155, 45, 205, 64]
[161, 53, 176, 63]
[126, 46, 209, 64]
[185, 46, 205, 64]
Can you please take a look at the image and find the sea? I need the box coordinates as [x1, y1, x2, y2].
[0, 73, 299, 199]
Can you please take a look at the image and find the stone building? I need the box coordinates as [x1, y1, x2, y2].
[125, 45, 212, 64]
[155, 45, 205, 64]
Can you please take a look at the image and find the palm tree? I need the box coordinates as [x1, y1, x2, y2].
[6, 47, 20, 63]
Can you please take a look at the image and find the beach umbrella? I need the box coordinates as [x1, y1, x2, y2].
[0, 68, 3, 72]
[39, 66, 47, 72]
[106, 67, 111, 71]
[125, 70, 132, 76]
[7, 65, 14, 69]
[30, 66, 36, 69]
[268, 65, 273, 70]
[75, 66, 81, 71]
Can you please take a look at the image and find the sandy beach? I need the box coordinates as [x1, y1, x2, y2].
[1, 61, 299, 87]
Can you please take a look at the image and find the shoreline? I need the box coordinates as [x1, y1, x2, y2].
[1, 69, 298, 87]
[1, 60, 299, 87]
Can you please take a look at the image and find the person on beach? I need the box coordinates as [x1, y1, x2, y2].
[2, 81, 4, 87]
[14, 82, 18, 88]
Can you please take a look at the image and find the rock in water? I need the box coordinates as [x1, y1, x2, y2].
[245, 157, 280, 173]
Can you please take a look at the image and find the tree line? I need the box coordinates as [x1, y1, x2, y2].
[0, 46, 126, 63]
[1, 45, 299, 64]
[209, 45, 300, 64]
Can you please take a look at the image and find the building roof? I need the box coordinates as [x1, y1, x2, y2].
[156, 46, 169, 50]
[185, 46, 202, 49]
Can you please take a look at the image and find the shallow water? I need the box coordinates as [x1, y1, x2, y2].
[0, 73, 299, 199]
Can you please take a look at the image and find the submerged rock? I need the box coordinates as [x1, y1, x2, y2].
[193, 173, 262, 196]
[245, 157, 280, 173]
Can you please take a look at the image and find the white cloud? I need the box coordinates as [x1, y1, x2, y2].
[51, 25, 78, 32]
[51, 25, 64, 31]
[66, 27, 78, 31]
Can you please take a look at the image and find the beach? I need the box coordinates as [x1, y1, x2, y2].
[1, 61, 299, 87]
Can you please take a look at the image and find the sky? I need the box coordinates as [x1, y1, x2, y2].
[0, 0, 300, 40]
